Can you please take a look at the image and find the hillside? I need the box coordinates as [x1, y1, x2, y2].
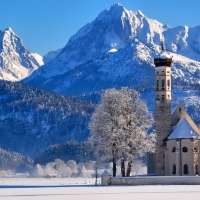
[0, 80, 94, 157]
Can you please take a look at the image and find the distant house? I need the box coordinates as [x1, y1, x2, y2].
[43, 174, 57, 178]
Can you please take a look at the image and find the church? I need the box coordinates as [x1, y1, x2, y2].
[150, 42, 200, 176]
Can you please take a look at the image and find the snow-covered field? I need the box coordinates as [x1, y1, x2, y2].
[1, 178, 200, 200]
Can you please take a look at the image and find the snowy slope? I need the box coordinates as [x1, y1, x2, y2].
[43, 48, 62, 64]
[164, 25, 200, 61]
[25, 3, 167, 81]
[24, 3, 200, 98]
[0, 28, 43, 81]
[0, 80, 94, 157]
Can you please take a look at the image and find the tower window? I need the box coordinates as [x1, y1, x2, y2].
[183, 164, 189, 175]
[194, 147, 198, 152]
[157, 71, 159, 74]
[162, 71, 164, 74]
[195, 164, 198, 175]
[179, 108, 181, 112]
[172, 147, 176, 152]
[162, 79, 164, 87]
[182, 147, 188, 153]
[172, 164, 176, 175]
[162, 95, 165, 99]
[157, 80, 159, 88]
[167, 80, 170, 87]
[162, 79, 164, 89]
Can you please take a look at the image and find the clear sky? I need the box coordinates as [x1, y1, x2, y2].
[0, 0, 199, 56]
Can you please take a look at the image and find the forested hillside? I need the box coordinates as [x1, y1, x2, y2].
[0, 80, 94, 158]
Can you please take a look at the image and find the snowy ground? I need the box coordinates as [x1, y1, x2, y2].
[0, 178, 200, 200]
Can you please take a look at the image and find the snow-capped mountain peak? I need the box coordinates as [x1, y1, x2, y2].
[24, 3, 200, 100]
[25, 4, 168, 80]
[0, 28, 43, 81]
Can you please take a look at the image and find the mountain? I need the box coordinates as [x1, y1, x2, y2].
[24, 4, 166, 82]
[24, 4, 200, 96]
[43, 48, 62, 64]
[0, 28, 43, 81]
[3, 4, 200, 158]
[0, 80, 94, 158]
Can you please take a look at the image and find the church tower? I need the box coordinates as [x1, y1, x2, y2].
[154, 40, 172, 176]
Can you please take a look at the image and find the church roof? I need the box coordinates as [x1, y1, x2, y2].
[171, 104, 200, 135]
[168, 118, 200, 140]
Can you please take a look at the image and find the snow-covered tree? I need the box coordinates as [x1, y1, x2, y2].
[66, 160, 77, 174]
[80, 166, 87, 178]
[89, 87, 154, 177]
[33, 164, 44, 177]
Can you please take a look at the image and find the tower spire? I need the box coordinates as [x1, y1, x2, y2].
[161, 39, 165, 52]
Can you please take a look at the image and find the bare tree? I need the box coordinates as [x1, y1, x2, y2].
[93, 161, 101, 186]
[89, 87, 154, 177]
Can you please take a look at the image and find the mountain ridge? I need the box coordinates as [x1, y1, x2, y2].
[24, 3, 200, 91]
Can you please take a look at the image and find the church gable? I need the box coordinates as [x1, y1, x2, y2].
[171, 104, 200, 135]
[168, 118, 200, 139]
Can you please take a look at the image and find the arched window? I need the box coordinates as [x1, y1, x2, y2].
[172, 164, 176, 175]
[182, 147, 188, 153]
[183, 164, 189, 175]
[195, 164, 198, 175]
[172, 147, 176, 152]
[167, 80, 170, 87]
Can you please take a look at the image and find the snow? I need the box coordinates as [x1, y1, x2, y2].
[31, 53, 44, 66]
[0, 28, 43, 81]
[159, 52, 171, 59]
[108, 48, 118, 53]
[168, 118, 200, 139]
[0, 179, 200, 200]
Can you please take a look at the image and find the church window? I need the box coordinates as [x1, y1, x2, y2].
[172, 164, 176, 175]
[172, 147, 176, 152]
[167, 80, 170, 87]
[182, 147, 188, 152]
[183, 164, 189, 175]
[195, 164, 198, 175]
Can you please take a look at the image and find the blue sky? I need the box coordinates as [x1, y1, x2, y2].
[0, 0, 199, 55]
